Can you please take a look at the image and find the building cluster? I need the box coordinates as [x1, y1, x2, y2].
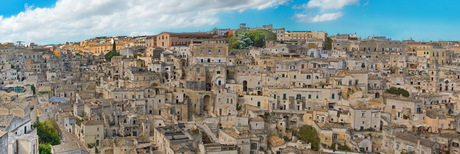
[2, 24, 460, 154]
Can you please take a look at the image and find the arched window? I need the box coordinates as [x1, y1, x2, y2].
[306, 75, 311, 79]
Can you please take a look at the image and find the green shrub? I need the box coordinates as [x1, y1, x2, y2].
[297, 126, 320, 151]
[36, 121, 61, 145]
[39, 144, 52, 154]
[386, 87, 409, 97]
[338, 145, 352, 151]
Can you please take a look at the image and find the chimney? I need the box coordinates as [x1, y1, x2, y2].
[417, 139, 420, 149]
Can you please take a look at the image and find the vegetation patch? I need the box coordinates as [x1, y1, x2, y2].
[385, 87, 410, 97]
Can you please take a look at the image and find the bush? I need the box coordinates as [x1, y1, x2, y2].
[87, 143, 96, 148]
[104, 50, 120, 61]
[297, 126, 320, 151]
[37, 91, 50, 95]
[236, 104, 242, 111]
[338, 145, 351, 151]
[386, 87, 409, 97]
[39, 144, 52, 154]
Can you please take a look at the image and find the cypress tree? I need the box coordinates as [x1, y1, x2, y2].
[105, 39, 120, 61]
[112, 39, 116, 52]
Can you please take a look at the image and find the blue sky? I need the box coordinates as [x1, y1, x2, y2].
[0, 0, 459, 44]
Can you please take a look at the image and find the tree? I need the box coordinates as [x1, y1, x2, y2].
[247, 30, 276, 48]
[104, 40, 120, 61]
[324, 37, 333, 50]
[229, 36, 238, 49]
[236, 29, 252, 49]
[31, 84, 36, 95]
[112, 39, 117, 52]
[229, 29, 276, 49]
[39, 144, 52, 154]
[36, 121, 61, 145]
[229, 29, 252, 49]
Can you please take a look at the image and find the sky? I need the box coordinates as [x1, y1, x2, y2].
[0, 0, 459, 44]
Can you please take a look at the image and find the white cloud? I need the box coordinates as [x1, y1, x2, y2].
[307, 0, 359, 10]
[0, 0, 287, 44]
[296, 12, 343, 23]
[293, 0, 359, 23]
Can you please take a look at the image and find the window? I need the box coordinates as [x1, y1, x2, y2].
[208, 49, 212, 55]
[218, 49, 222, 54]
[217, 71, 221, 74]
[200, 49, 204, 53]
[306, 75, 311, 79]
[332, 94, 335, 99]
[274, 94, 277, 99]
[283, 94, 287, 99]
[250, 143, 258, 150]
[257, 102, 261, 107]
[333, 134, 338, 140]
[308, 94, 311, 99]
[392, 105, 395, 109]
[362, 113, 365, 117]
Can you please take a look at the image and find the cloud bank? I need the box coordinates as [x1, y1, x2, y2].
[294, 0, 359, 23]
[0, 0, 287, 44]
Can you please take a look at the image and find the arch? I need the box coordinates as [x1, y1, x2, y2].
[203, 95, 211, 113]
[243, 80, 248, 91]
[375, 92, 380, 98]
